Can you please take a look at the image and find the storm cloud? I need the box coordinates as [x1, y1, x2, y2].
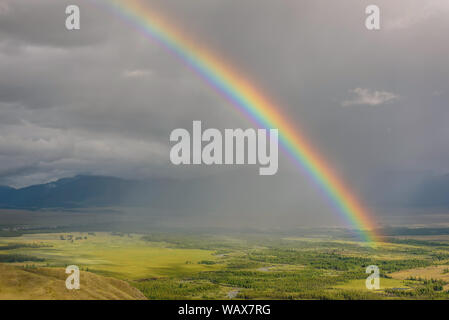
[0, 0, 448, 225]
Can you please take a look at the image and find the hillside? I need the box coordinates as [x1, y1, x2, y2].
[0, 264, 146, 300]
[0, 175, 193, 210]
[2, 173, 449, 210]
[0, 175, 166, 209]
[410, 174, 449, 207]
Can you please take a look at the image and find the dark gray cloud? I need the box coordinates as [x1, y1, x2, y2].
[0, 0, 448, 225]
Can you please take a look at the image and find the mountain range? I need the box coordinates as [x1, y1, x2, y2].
[0, 175, 159, 209]
[0, 173, 448, 210]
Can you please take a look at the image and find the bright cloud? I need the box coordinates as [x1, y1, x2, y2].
[342, 88, 399, 107]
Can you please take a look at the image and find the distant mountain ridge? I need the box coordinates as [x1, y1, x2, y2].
[409, 173, 449, 207]
[0, 175, 158, 209]
[1, 173, 449, 210]
[357, 171, 449, 209]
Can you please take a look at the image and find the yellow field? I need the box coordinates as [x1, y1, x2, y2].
[390, 265, 449, 289]
[334, 278, 410, 291]
[0, 232, 221, 280]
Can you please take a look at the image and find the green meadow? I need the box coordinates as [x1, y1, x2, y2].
[3, 228, 449, 299]
[0, 232, 220, 280]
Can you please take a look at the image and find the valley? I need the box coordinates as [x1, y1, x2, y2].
[2, 226, 449, 299]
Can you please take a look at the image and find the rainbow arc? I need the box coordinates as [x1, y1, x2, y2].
[93, 0, 380, 244]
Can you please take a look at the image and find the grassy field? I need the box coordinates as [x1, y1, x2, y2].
[2, 228, 449, 299]
[0, 232, 220, 280]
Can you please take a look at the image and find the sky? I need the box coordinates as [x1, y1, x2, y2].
[0, 0, 448, 226]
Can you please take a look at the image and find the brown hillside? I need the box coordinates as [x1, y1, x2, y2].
[0, 264, 146, 300]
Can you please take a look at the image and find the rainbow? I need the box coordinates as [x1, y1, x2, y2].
[92, 0, 379, 244]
